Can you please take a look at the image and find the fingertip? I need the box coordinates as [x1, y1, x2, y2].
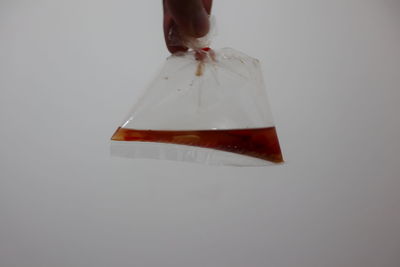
[167, 45, 188, 54]
[191, 9, 210, 37]
[166, 0, 210, 38]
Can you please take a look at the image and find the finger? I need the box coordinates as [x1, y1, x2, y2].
[163, 0, 213, 53]
[163, 3, 188, 53]
[202, 0, 213, 15]
[165, 0, 210, 38]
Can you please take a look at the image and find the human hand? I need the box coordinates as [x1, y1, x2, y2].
[163, 0, 213, 53]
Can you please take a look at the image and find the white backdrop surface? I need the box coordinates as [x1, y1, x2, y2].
[1, 1, 400, 267]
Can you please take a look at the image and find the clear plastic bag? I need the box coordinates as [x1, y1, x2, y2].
[111, 24, 283, 166]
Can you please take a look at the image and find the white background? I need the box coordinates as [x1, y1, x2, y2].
[1, 0, 400, 266]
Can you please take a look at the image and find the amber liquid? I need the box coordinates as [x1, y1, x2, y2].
[111, 127, 283, 163]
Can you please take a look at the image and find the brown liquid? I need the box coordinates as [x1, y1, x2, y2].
[111, 127, 283, 163]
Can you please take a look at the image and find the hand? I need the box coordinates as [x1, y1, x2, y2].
[163, 0, 213, 53]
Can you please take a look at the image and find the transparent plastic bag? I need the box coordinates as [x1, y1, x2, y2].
[111, 23, 283, 166]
